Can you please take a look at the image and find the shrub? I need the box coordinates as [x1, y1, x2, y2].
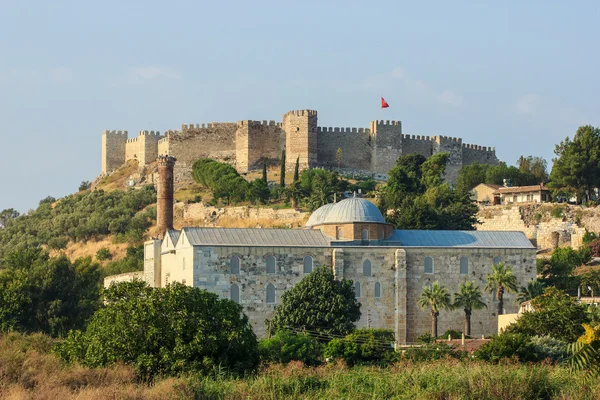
[57, 281, 259, 380]
[475, 333, 537, 363]
[587, 239, 600, 257]
[95, 248, 112, 261]
[416, 332, 434, 344]
[583, 231, 599, 245]
[322, 329, 397, 366]
[47, 236, 68, 251]
[79, 181, 91, 191]
[529, 335, 567, 363]
[402, 343, 457, 361]
[550, 205, 566, 219]
[258, 330, 322, 366]
[441, 329, 463, 340]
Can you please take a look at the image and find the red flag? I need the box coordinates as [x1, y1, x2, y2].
[381, 97, 389, 109]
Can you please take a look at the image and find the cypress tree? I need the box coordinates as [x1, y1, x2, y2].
[293, 156, 300, 182]
[262, 159, 268, 182]
[280, 150, 286, 188]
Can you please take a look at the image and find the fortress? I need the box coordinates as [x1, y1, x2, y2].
[101, 109, 499, 183]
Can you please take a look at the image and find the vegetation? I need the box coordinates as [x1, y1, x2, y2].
[0, 248, 101, 337]
[323, 329, 397, 366]
[517, 279, 546, 304]
[0, 185, 156, 259]
[453, 281, 487, 336]
[485, 262, 518, 315]
[271, 267, 360, 337]
[259, 330, 322, 366]
[379, 153, 479, 230]
[417, 281, 453, 338]
[550, 125, 600, 203]
[538, 246, 591, 293]
[58, 281, 258, 380]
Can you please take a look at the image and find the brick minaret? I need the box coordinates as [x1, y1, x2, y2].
[156, 155, 176, 238]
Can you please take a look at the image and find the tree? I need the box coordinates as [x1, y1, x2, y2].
[456, 162, 489, 192]
[517, 156, 548, 184]
[506, 287, 588, 342]
[538, 246, 591, 293]
[517, 279, 545, 304]
[453, 281, 487, 336]
[58, 281, 258, 380]
[336, 148, 343, 170]
[279, 150, 286, 188]
[293, 156, 300, 182]
[485, 262, 518, 315]
[550, 125, 600, 203]
[380, 153, 479, 230]
[0, 208, 19, 228]
[262, 159, 268, 182]
[79, 181, 92, 191]
[271, 267, 360, 337]
[417, 281, 453, 338]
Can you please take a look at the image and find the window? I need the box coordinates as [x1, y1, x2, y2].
[363, 259, 372, 277]
[266, 255, 276, 274]
[355, 282, 361, 298]
[380, 228, 385, 240]
[266, 283, 275, 304]
[230, 256, 240, 275]
[424, 257, 434, 274]
[374, 282, 381, 298]
[336, 227, 343, 240]
[303, 255, 313, 274]
[361, 229, 369, 241]
[165, 273, 170, 286]
[182, 279, 187, 285]
[493, 256, 502, 265]
[231, 284, 240, 303]
[460, 256, 469, 275]
[182, 257, 186, 270]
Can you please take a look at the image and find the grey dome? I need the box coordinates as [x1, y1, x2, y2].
[305, 203, 335, 227]
[322, 198, 385, 225]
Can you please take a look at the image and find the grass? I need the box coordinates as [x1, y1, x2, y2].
[2, 333, 600, 399]
[95, 160, 140, 192]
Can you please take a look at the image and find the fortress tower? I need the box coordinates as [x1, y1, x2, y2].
[283, 110, 318, 170]
[370, 120, 403, 174]
[101, 130, 128, 174]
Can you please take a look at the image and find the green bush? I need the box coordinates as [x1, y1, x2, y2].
[550, 205, 566, 219]
[582, 231, 599, 245]
[416, 332, 434, 344]
[441, 329, 463, 340]
[402, 343, 457, 362]
[95, 248, 112, 261]
[529, 335, 567, 363]
[57, 281, 258, 380]
[47, 236, 68, 251]
[475, 333, 537, 363]
[258, 330, 322, 366]
[323, 329, 397, 366]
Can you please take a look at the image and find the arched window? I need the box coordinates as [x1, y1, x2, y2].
[230, 256, 240, 275]
[355, 282, 361, 298]
[379, 228, 385, 240]
[303, 255, 313, 274]
[363, 259, 372, 277]
[424, 256, 434, 274]
[362, 229, 369, 241]
[336, 227, 343, 239]
[374, 282, 381, 298]
[266, 255, 276, 274]
[493, 256, 502, 265]
[460, 256, 469, 275]
[230, 284, 239, 303]
[266, 283, 275, 304]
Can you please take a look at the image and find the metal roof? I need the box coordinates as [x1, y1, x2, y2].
[181, 227, 331, 247]
[321, 198, 386, 225]
[384, 230, 535, 248]
[167, 230, 181, 244]
[305, 203, 335, 227]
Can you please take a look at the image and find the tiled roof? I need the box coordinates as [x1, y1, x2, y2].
[494, 185, 549, 194]
[384, 230, 535, 248]
[181, 227, 331, 247]
[475, 183, 502, 190]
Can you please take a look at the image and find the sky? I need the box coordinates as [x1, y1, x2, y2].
[0, 0, 599, 212]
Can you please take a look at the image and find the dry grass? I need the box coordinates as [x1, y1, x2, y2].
[95, 160, 140, 192]
[47, 237, 130, 266]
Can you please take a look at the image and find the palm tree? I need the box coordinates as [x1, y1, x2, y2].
[485, 262, 518, 315]
[453, 281, 487, 336]
[417, 281, 453, 338]
[517, 279, 545, 304]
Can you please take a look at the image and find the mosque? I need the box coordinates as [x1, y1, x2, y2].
[111, 156, 537, 343]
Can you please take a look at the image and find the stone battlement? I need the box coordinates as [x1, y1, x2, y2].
[101, 108, 500, 182]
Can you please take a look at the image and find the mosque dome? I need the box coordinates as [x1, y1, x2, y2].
[305, 198, 386, 228]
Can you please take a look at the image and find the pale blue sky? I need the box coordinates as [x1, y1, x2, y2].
[1, 1, 598, 212]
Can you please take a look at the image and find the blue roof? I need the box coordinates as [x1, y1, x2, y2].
[181, 227, 331, 247]
[384, 230, 535, 248]
[322, 198, 386, 224]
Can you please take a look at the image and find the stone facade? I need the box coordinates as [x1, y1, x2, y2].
[101, 109, 499, 183]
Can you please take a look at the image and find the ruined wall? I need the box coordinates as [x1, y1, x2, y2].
[236, 120, 285, 172]
[101, 130, 128, 174]
[462, 143, 499, 166]
[284, 110, 318, 171]
[370, 120, 403, 174]
[316, 126, 371, 170]
[404, 247, 536, 342]
[180, 202, 309, 224]
[103, 271, 144, 288]
[168, 123, 238, 183]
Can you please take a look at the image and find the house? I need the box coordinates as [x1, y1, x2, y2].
[472, 183, 502, 204]
[494, 183, 551, 204]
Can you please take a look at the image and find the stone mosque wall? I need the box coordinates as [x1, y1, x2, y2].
[101, 109, 499, 184]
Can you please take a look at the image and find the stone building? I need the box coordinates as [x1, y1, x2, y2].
[495, 184, 551, 204]
[106, 158, 536, 344]
[101, 109, 499, 184]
